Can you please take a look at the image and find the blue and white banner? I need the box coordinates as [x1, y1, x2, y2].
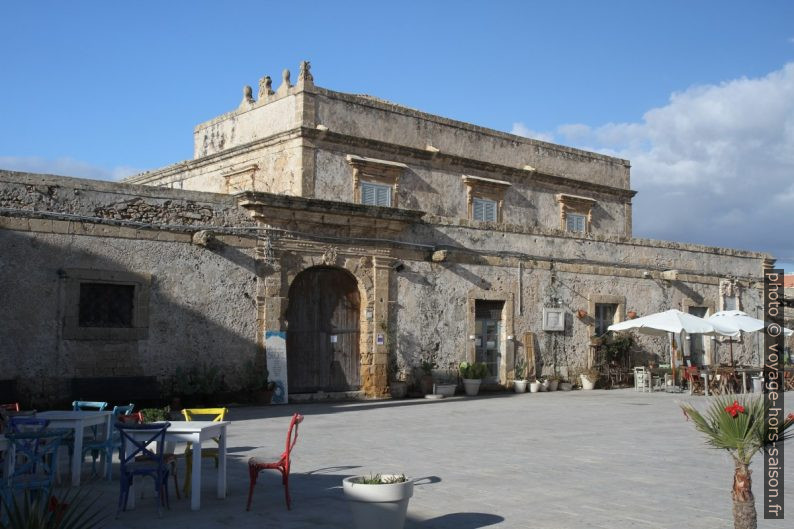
[265, 330, 288, 404]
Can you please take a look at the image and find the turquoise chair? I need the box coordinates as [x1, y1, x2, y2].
[80, 404, 134, 480]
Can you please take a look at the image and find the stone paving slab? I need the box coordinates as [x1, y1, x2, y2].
[48, 389, 793, 528]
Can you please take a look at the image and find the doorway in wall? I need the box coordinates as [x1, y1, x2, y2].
[286, 266, 360, 393]
[688, 306, 708, 365]
[475, 300, 504, 382]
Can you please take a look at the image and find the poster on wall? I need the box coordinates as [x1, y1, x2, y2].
[265, 330, 288, 404]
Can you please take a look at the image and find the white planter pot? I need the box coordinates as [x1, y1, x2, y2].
[580, 374, 596, 390]
[539, 380, 549, 392]
[559, 382, 572, 391]
[529, 381, 540, 393]
[548, 380, 559, 392]
[752, 377, 764, 394]
[343, 476, 414, 529]
[513, 380, 528, 393]
[462, 378, 481, 396]
[434, 383, 456, 397]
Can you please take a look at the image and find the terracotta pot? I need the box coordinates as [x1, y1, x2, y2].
[627, 310, 637, 319]
[389, 381, 407, 399]
[577, 309, 588, 319]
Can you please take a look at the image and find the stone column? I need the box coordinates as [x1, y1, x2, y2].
[363, 257, 392, 397]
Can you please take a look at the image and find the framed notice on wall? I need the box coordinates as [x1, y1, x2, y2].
[542, 308, 565, 331]
[265, 330, 288, 404]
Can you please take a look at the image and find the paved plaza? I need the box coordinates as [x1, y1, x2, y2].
[65, 389, 793, 529]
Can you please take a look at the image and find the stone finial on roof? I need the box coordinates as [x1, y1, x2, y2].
[298, 60, 314, 88]
[258, 75, 273, 101]
[240, 85, 255, 108]
[276, 69, 291, 96]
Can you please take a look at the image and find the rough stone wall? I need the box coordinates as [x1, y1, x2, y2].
[313, 88, 630, 189]
[313, 149, 630, 236]
[193, 94, 299, 158]
[0, 225, 258, 406]
[0, 170, 254, 228]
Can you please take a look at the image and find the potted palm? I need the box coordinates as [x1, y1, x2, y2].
[681, 396, 794, 529]
[513, 356, 528, 393]
[548, 374, 560, 392]
[343, 473, 413, 529]
[418, 353, 438, 396]
[459, 361, 488, 396]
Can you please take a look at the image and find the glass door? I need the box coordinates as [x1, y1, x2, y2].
[475, 300, 504, 382]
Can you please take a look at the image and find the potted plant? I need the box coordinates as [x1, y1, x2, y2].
[558, 379, 573, 391]
[241, 359, 276, 404]
[513, 356, 528, 393]
[418, 353, 438, 396]
[627, 310, 638, 319]
[343, 473, 414, 529]
[389, 359, 408, 399]
[548, 374, 560, 392]
[581, 368, 599, 390]
[529, 379, 541, 393]
[680, 396, 794, 529]
[458, 361, 488, 396]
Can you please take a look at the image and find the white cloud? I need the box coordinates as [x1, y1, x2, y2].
[0, 156, 141, 181]
[531, 63, 794, 264]
[511, 122, 555, 142]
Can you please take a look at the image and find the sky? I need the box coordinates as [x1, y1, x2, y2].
[1, 0, 793, 271]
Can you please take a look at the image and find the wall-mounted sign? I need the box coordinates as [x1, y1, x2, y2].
[542, 308, 565, 331]
[265, 331, 288, 404]
[330, 334, 338, 343]
[376, 333, 385, 345]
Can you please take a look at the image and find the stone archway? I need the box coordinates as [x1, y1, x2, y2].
[285, 266, 361, 393]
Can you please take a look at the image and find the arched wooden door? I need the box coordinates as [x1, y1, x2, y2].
[286, 267, 361, 393]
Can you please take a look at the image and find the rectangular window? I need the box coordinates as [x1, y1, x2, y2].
[78, 283, 135, 328]
[472, 197, 497, 222]
[360, 181, 392, 207]
[566, 213, 586, 233]
[595, 303, 618, 336]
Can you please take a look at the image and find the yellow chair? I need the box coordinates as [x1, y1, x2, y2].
[181, 407, 228, 496]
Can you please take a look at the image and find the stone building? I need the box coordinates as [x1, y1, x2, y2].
[0, 62, 774, 404]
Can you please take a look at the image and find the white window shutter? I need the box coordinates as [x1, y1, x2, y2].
[473, 199, 485, 220]
[361, 183, 376, 205]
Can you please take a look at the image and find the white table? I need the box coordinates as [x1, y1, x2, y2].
[36, 410, 113, 487]
[125, 420, 229, 511]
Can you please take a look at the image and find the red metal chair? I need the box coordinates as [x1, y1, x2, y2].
[246, 412, 304, 511]
[0, 403, 20, 412]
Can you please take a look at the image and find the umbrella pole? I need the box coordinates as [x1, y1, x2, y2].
[670, 333, 677, 384]
[729, 338, 734, 367]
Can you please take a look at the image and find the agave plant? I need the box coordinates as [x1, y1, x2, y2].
[680, 395, 794, 529]
[0, 489, 108, 529]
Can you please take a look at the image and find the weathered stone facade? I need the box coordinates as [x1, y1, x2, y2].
[0, 62, 774, 403]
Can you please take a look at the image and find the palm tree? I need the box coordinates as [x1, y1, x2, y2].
[681, 395, 794, 529]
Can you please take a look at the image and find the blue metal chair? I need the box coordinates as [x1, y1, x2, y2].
[0, 430, 67, 518]
[80, 404, 134, 480]
[115, 421, 172, 517]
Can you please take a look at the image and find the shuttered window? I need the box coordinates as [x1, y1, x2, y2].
[566, 213, 586, 233]
[472, 197, 497, 222]
[360, 182, 392, 207]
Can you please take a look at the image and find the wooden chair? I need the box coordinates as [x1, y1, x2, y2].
[246, 412, 304, 511]
[115, 422, 172, 517]
[117, 411, 179, 498]
[80, 404, 134, 479]
[683, 366, 703, 395]
[181, 408, 228, 496]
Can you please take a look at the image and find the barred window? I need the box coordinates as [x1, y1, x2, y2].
[79, 283, 135, 328]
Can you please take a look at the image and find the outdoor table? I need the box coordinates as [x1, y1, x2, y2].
[125, 420, 229, 511]
[36, 410, 113, 487]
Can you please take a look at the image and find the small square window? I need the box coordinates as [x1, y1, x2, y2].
[566, 213, 586, 233]
[360, 181, 392, 207]
[473, 197, 497, 222]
